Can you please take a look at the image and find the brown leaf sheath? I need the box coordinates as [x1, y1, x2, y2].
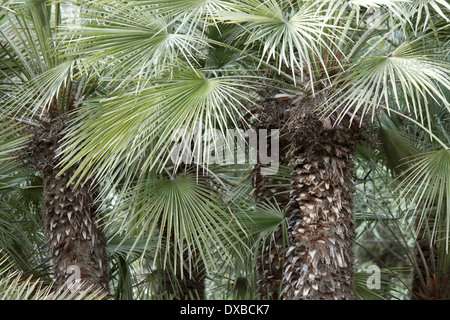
[24, 118, 109, 297]
[282, 97, 360, 300]
[253, 95, 291, 299]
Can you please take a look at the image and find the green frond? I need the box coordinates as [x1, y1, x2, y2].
[59, 68, 258, 184]
[324, 37, 450, 131]
[104, 172, 246, 276]
[404, 0, 450, 33]
[0, 118, 28, 161]
[61, 4, 210, 87]
[3, 60, 77, 118]
[396, 149, 450, 250]
[216, 0, 342, 87]
[0, 1, 86, 118]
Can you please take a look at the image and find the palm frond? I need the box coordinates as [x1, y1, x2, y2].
[104, 171, 246, 276]
[61, 3, 210, 89]
[0, 118, 28, 161]
[59, 67, 257, 184]
[396, 149, 450, 249]
[324, 36, 450, 131]
[215, 0, 343, 87]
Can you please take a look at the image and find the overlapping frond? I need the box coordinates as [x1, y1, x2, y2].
[215, 0, 344, 87]
[61, 3, 210, 88]
[58, 68, 257, 184]
[105, 171, 245, 275]
[0, 118, 28, 161]
[324, 37, 450, 130]
[0, 1, 88, 119]
[396, 149, 450, 249]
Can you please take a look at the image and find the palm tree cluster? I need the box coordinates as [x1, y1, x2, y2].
[0, 0, 449, 300]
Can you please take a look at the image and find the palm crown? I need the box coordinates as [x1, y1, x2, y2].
[0, 0, 449, 300]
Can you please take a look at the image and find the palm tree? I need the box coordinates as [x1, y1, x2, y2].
[213, 0, 449, 299]
[0, 117, 165, 300]
[376, 100, 450, 299]
[1, 0, 251, 300]
[0, 1, 110, 294]
[251, 89, 290, 299]
[47, 0, 449, 300]
[2, 0, 448, 301]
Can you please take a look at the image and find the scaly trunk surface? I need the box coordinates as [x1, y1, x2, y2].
[26, 118, 109, 296]
[253, 95, 291, 299]
[282, 98, 359, 300]
[42, 165, 109, 294]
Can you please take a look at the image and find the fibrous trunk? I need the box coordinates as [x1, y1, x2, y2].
[26, 118, 109, 296]
[42, 165, 109, 295]
[282, 98, 358, 300]
[253, 96, 290, 299]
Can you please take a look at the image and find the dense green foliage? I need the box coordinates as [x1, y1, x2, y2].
[0, 0, 448, 299]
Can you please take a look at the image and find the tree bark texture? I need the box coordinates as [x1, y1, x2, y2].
[25, 118, 110, 296]
[253, 96, 291, 299]
[282, 98, 359, 300]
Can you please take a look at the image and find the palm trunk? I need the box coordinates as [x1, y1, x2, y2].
[282, 99, 358, 300]
[253, 96, 290, 299]
[42, 165, 109, 294]
[26, 119, 109, 296]
[254, 169, 288, 299]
